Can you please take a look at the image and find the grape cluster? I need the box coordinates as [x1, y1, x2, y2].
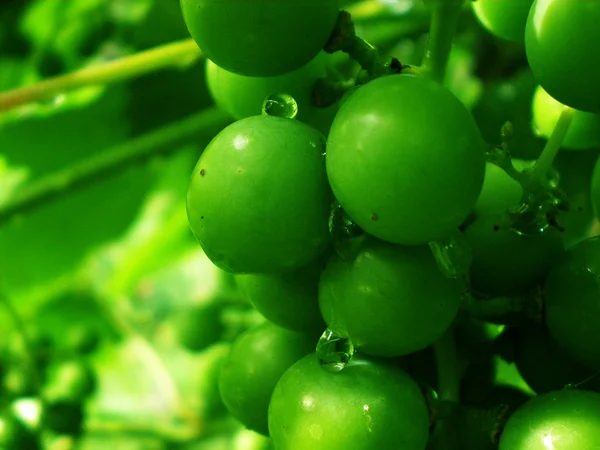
[181, 1, 600, 449]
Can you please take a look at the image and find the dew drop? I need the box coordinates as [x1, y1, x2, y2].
[429, 230, 472, 279]
[316, 328, 354, 373]
[508, 202, 550, 236]
[485, 145, 513, 170]
[329, 204, 364, 260]
[262, 93, 298, 119]
[546, 167, 560, 189]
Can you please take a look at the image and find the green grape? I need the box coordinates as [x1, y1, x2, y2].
[554, 149, 597, 248]
[172, 302, 223, 353]
[472, 68, 545, 160]
[473, 162, 526, 218]
[206, 53, 337, 135]
[544, 236, 600, 372]
[237, 261, 325, 333]
[525, 0, 600, 113]
[268, 353, 429, 450]
[465, 161, 564, 296]
[472, 0, 534, 42]
[513, 324, 600, 394]
[532, 85, 600, 150]
[180, 0, 339, 77]
[466, 214, 564, 296]
[187, 115, 331, 274]
[318, 237, 462, 356]
[197, 342, 230, 418]
[326, 73, 486, 245]
[218, 322, 316, 436]
[499, 389, 600, 449]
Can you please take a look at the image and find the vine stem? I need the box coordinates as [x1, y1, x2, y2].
[421, 0, 464, 83]
[531, 105, 575, 181]
[0, 39, 202, 113]
[0, 108, 231, 225]
[432, 327, 460, 402]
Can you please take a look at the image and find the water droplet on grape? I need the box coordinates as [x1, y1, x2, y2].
[500, 121, 514, 143]
[509, 202, 551, 236]
[546, 167, 560, 189]
[262, 93, 298, 119]
[329, 204, 364, 260]
[429, 231, 472, 279]
[485, 145, 513, 171]
[316, 328, 354, 373]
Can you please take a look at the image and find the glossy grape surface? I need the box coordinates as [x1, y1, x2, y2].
[472, 68, 545, 160]
[532, 85, 600, 150]
[319, 238, 462, 356]
[268, 353, 429, 450]
[499, 389, 600, 449]
[544, 236, 600, 371]
[525, 0, 600, 113]
[465, 161, 564, 296]
[237, 261, 325, 333]
[473, 0, 534, 42]
[326, 73, 486, 245]
[218, 322, 316, 436]
[554, 150, 598, 247]
[187, 115, 331, 274]
[206, 53, 337, 135]
[180, 0, 339, 77]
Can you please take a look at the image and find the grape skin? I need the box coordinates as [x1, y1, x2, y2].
[187, 115, 331, 274]
[326, 74, 486, 246]
[319, 238, 462, 357]
[180, 0, 339, 77]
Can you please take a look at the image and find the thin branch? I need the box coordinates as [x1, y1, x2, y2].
[531, 105, 575, 181]
[0, 39, 202, 113]
[0, 108, 232, 224]
[421, 0, 464, 83]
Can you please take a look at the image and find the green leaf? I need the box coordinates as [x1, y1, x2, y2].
[0, 86, 150, 302]
[20, 0, 109, 69]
